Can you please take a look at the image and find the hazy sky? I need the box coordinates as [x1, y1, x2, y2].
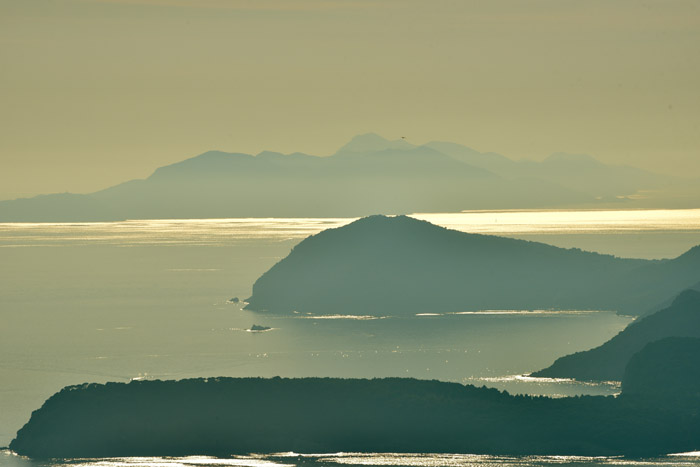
[1, 0, 699, 200]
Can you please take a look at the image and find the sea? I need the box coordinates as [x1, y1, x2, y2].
[2, 208, 700, 467]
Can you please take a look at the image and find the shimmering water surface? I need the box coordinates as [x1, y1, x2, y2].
[2, 208, 700, 258]
[5, 451, 700, 467]
[2, 209, 700, 462]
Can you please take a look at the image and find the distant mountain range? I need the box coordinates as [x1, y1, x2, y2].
[533, 289, 700, 381]
[244, 215, 700, 317]
[0, 133, 688, 221]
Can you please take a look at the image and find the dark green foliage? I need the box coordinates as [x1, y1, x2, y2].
[623, 337, 700, 400]
[534, 290, 700, 380]
[11, 371, 700, 459]
[245, 216, 700, 316]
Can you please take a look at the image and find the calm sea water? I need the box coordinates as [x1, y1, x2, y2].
[2, 209, 700, 465]
[5, 451, 700, 467]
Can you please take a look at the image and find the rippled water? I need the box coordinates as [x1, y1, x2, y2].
[2, 208, 700, 258]
[415, 209, 700, 234]
[5, 451, 700, 467]
[2, 210, 700, 461]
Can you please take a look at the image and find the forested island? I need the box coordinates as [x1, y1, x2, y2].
[11, 337, 700, 459]
[245, 215, 700, 316]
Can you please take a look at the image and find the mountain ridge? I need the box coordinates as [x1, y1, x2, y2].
[0, 134, 683, 221]
[244, 215, 700, 316]
[532, 290, 700, 381]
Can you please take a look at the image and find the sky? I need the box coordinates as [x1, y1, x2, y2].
[1, 0, 699, 200]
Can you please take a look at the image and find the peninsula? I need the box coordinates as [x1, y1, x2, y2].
[533, 289, 700, 380]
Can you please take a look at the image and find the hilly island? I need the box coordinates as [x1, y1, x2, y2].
[6, 2, 700, 466]
[244, 215, 700, 316]
[1, 134, 693, 222]
[10, 337, 700, 458]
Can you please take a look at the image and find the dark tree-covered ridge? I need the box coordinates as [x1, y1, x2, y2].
[534, 289, 700, 380]
[245, 215, 700, 316]
[11, 349, 700, 460]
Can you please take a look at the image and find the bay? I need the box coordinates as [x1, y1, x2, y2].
[2, 209, 700, 458]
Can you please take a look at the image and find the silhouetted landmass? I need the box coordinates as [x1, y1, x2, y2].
[425, 141, 673, 199]
[533, 290, 700, 380]
[245, 216, 700, 316]
[622, 337, 700, 399]
[11, 342, 700, 460]
[0, 133, 684, 222]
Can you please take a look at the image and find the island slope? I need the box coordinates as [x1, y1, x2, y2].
[11, 339, 700, 460]
[534, 290, 700, 381]
[244, 215, 700, 316]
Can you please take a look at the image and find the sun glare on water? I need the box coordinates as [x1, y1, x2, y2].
[2, 209, 700, 248]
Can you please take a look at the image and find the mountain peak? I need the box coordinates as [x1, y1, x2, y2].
[336, 133, 415, 154]
[321, 214, 432, 236]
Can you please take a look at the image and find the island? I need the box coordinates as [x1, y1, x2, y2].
[3, 133, 683, 223]
[244, 215, 700, 316]
[11, 337, 700, 459]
